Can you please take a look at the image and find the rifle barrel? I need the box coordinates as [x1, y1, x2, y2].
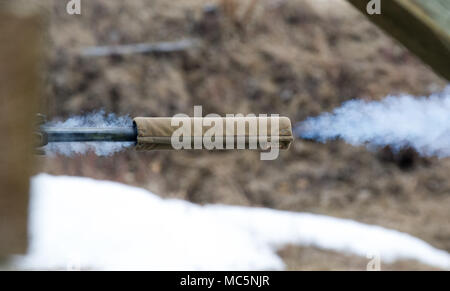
[42, 127, 137, 143]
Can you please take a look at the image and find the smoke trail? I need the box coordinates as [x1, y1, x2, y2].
[295, 86, 450, 158]
[44, 111, 134, 157]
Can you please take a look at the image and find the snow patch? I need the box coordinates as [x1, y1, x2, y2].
[10, 174, 450, 270]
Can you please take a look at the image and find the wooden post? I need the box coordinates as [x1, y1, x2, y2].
[346, 0, 450, 81]
[0, 2, 44, 257]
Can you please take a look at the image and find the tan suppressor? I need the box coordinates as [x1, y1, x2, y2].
[133, 117, 293, 151]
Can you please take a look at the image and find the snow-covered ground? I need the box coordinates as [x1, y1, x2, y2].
[10, 174, 450, 270]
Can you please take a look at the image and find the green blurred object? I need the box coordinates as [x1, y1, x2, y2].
[347, 0, 450, 81]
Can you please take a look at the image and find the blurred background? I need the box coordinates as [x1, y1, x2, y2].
[37, 0, 449, 270]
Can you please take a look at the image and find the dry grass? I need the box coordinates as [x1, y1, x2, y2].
[278, 245, 443, 271]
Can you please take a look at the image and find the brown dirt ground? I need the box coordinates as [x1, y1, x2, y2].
[39, 0, 449, 270]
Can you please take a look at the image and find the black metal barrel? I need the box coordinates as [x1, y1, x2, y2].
[42, 126, 137, 143]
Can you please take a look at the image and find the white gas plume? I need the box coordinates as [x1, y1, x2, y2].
[296, 86, 450, 158]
